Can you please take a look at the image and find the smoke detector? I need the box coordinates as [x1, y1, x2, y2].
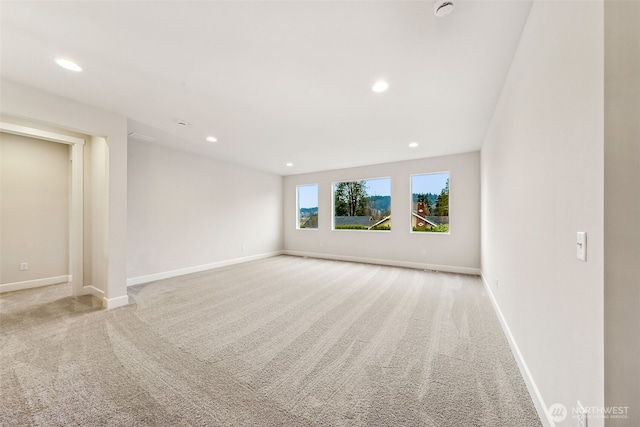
[434, 1, 455, 17]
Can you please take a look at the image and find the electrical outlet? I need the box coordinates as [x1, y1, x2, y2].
[576, 401, 587, 427]
[20, 262, 29, 271]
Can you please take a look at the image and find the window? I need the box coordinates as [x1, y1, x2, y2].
[297, 184, 318, 229]
[333, 178, 391, 231]
[411, 172, 449, 233]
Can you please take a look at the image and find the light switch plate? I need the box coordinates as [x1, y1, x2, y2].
[577, 232, 587, 261]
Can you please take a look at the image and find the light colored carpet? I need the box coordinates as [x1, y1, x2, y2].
[1, 256, 542, 426]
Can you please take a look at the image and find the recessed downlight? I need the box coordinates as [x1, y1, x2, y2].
[286, 163, 294, 167]
[409, 142, 419, 148]
[55, 58, 82, 72]
[206, 136, 217, 143]
[372, 80, 389, 93]
[434, 1, 455, 17]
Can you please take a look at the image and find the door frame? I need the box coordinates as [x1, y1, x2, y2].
[0, 121, 85, 295]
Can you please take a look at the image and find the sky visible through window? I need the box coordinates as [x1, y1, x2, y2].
[298, 184, 318, 229]
[411, 172, 449, 195]
[298, 185, 317, 209]
[364, 178, 391, 196]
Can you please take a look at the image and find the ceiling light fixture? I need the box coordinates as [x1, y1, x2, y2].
[55, 58, 82, 72]
[372, 80, 389, 93]
[206, 136, 217, 143]
[434, 0, 455, 17]
[409, 142, 419, 148]
[286, 163, 293, 167]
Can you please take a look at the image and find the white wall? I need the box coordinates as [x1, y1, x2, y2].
[481, 1, 604, 426]
[0, 79, 129, 308]
[0, 133, 69, 287]
[127, 140, 283, 283]
[604, 0, 640, 424]
[283, 152, 480, 274]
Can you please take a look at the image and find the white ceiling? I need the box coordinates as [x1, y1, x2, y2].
[1, 1, 532, 176]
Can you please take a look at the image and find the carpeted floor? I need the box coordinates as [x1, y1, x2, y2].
[0, 256, 542, 426]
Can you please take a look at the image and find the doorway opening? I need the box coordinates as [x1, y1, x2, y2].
[0, 121, 85, 296]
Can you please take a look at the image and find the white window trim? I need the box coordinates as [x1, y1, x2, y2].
[409, 171, 451, 235]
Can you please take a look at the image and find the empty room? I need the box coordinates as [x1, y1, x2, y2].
[0, 1, 638, 426]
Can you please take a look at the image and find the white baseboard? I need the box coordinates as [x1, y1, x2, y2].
[283, 250, 481, 276]
[80, 285, 127, 310]
[82, 285, 105, 299]
[126, 251, 284, 287]
[0, 275, 71, 293]
[480, 273, 552, 427]
[103, 294, 129, 309]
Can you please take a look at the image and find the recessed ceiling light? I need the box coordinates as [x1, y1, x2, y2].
[206, 136, 217, 143]
[409, 142, 419, 148]
[55, 58, 82, 72]
[286, 163, 294, 167]
[372, 80, 389, 93]
[434, 1, 455, 17]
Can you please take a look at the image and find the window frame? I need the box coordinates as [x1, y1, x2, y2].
[296, 183, 319, 230]
[331, 176, 392, 232]
[409, 171, 450, 235]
